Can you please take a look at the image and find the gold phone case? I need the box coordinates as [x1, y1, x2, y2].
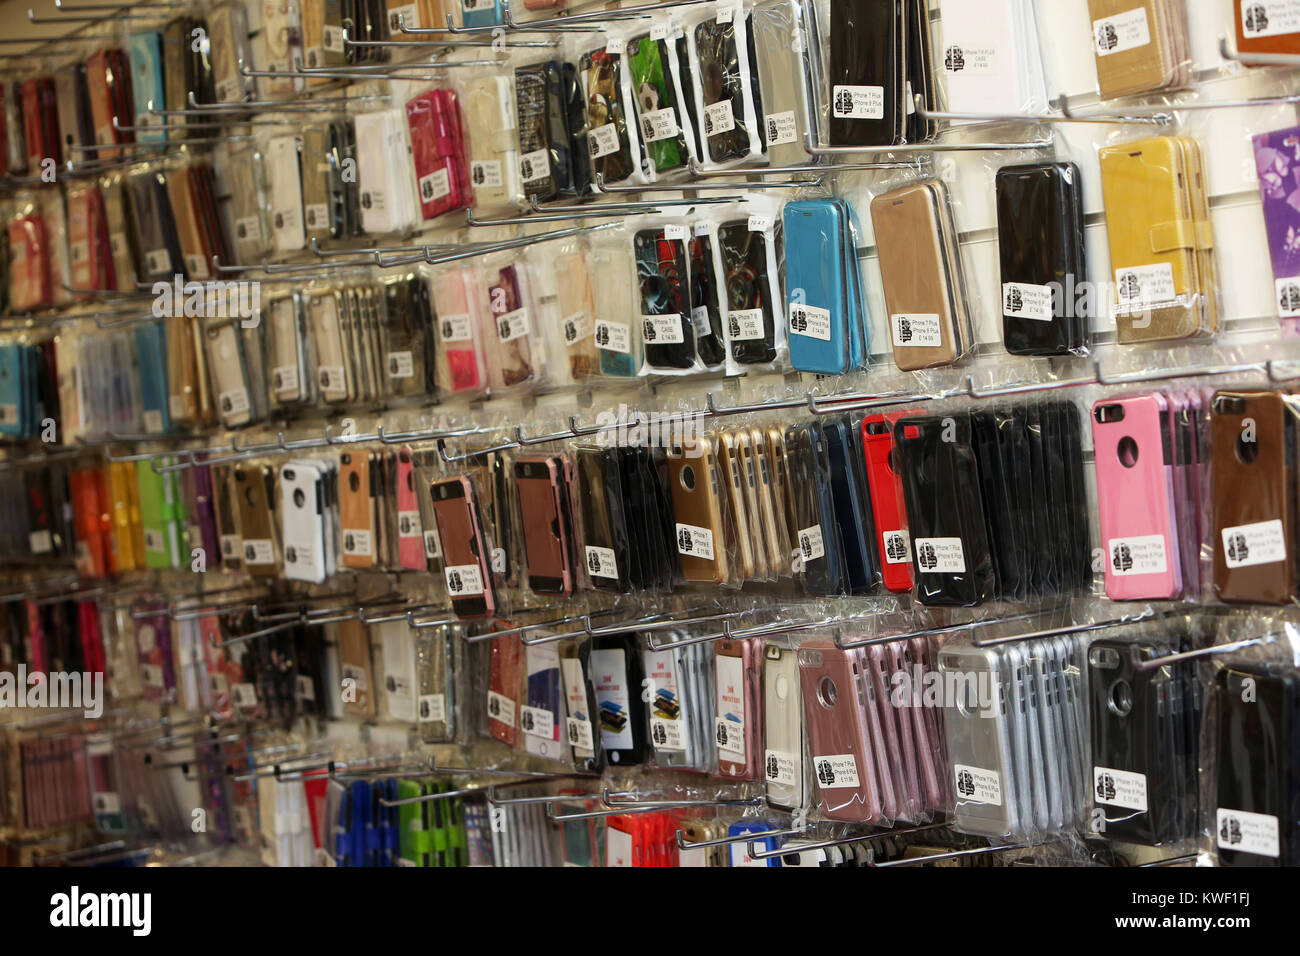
[718, 432, 756, 581]
[667, 439, 729, 584]
[1098, 136, 1201, 343]
[1088, 0, 1184, 100]
[337, 618, 376, 718]
[234, 464, 280, 576]
[748, 427, 787, 574]
[871, 180, 963, 371]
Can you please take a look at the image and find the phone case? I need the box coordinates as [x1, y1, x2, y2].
[1088, 0, 1183, 99]
[797, 642, 881, 822]
[861, 413, 915, 594]
[719, 218, 778, 365]
[1098, 137, 1203, 342]
[828, 0, 901, 147]
[894, 414, 997, 606]
[940, 641, 1018, 838]
[576, 447, 630, 592]
[1211, 390, 1296, 603]
[513, 456, 573, 596]
[1236, 0, 1300, 56]
[667, 439, 729, 584]
[339, 452, 377, 569]
[764, 642, 805, 809]
[691, 17, 753, 163]
[234, 464, 280, 576]
[589, 636, 647, 766]
[635, 228, 695, 370]
[1092, 394, 1183, 600]
[430, 475, 496, 618]
[579, 49, 635, 184]
[995, 161, 1088, 356]
[627, 33, 688, 175]
[870, 180, 965, 370]
[1214, 663, 1299, 866]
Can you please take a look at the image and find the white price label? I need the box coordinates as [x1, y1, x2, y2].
[1093, 6, 1152, 56]
[520, 704, 554, 739]
[796, 524, 825, 562]
[1107, 535, 1169, 576]
[914, 537, 966, 573]
[585, 545, 619, 579]
[640, 107, 679, 143]
[676, 522, 716, 560]
[1242, 1, 1300, 38]
[343, 528, 373, 557]
[650, 715, 685, 752]
[220, 534, 241, 560]
[486, 689, 516, 727]
[243, 538, 275, 565]
[494, 307, 530, 343]
[445, 563, 485, 595]
[703, 99, 736, 136]
[812, 753, 861, 789]
[438, 313, 474, 343]
[387, 350, 415, 379]
[587, 123, 622, 159]
[831, 85, 884, 120]
[1002, 282, 1054, 322]
[423, 529, 442, 559]
[143, 528, 165, 554]
[789, 302, 832, 340]
[593, 319, 631, 353]
[470, 159, 503, 189]
[418, 168, 451, 205]
[419, 693, 446, 723]
[318, 365, 346, 393]
[728, 307, 766, 341]
[764, 110, 798, 146]
[566, 715, 595, 752]
[29, 530, 52, 555]
[1217, 807, 1279, 858]
[891, 313, 944, 348]
[398, 510, 422, 538]
[1093, 766, 1148, 812]
[1221, 519, 1287, 568]
[145, 248, 172, 275]
[641, 313, 685, 344]
[715, 716, 745, 759]
[765, 749, 797, 787]
[954, 764, 1002, 805]
[218, 388, 250, 418]
[691, 305, 712, 337]
[1115, 263, 1176, 308]
[881, 529, 911, 565]
[563, 311, 593, 346]
[519, 147, 551, 184]
[305, 203, 329, 230]
[271, 364, 299, 394]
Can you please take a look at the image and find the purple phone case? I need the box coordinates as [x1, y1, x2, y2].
[1253, 126, 1300, 329]
[189, 458, 221, 561]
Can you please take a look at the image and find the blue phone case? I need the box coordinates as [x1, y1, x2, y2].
[0, 345, 28, 437]
[785, 200, 849, 374]
[127, 32, 167, 145]
[460, 0, 503, 29]
[727, 821, 781, 867]
[133, 321, 171, 433]
[825, 419, 878, 593]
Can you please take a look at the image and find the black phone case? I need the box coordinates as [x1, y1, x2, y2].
[995, 162, 1088, 356]
[825, 417, 879, 593]
[828, 0, 902, 147]
[591, 634, 648, 766]
[692, 18, 750, 163]
[635, 229, 695, 370]
[719, 219, 776, 365]
[894, 413, 997, 606]
[786, 422, 844, 596]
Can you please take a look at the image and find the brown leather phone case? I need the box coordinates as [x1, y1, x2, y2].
[667, 438, 729, 584]
[234, 464, 280, 576]
[871, 181, 962, 371]
[1234, 0, 1300, 57]
[1211, 390, 1296, 604]
[340, 451, 377, 568]
[1088, 0, 1183, 99]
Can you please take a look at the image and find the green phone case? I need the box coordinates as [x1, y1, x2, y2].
[136, 460, 181, 568]
[628, 35, 685, 174]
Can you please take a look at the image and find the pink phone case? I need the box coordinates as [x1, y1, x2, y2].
[431, 268, 487, 393]
[880, 642, 922, 822]
[395, 449, 426, 570]
[715, 639, 760, 779]
[860, 645, 899, 822]
[1092, 393, 1182, 600]
[797, 643, 882, 823]
[902, 638, 944, 813]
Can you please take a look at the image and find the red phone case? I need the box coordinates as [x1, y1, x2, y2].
[862, 411, 919, 593]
